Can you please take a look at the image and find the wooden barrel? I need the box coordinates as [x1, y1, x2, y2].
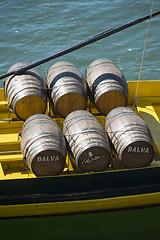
[63, 110, 110, 172]
[4, 62, 47, 121]
[105, 107, 154, 168]
[21, 114, 66, 176]
[47, 61, 87, 118]
[86, 58, 128, 115]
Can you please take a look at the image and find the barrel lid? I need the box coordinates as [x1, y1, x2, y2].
[96, 90, 128, 115]
[122, 141, 154, 168]
[31, 149, 66, 176]
[15, 95, 46, 121]
[56, 92, 87, 118]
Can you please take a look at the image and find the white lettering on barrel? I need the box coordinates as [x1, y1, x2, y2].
[37, 156, 60, 162]
[82, 155, 105, 165]
[127, 146, 149, 154]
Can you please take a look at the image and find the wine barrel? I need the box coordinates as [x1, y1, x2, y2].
[21, 114, 66, 176]
[4, 62, 47, 121]
[86, 58, 128, 115]
[47, 61, 87, 118]
[105, 107, 154, 168]
[63, 110, 110, 172]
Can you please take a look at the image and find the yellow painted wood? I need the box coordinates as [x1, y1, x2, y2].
[0, 154, 23, 162]
[0, 120, 23, 133]
[0, 101, 9, 112]
[0, 88, 5, 101]
[0, 112, 16, 121]
[0, 133, 20, 153]
[151, 160, 160, 166]
[136, 100, 160, 154]
[0, 171, 36, 180]
[128, 80, 160, 104]
[0, 133, 20, 144]
[0, 162, 4, 178]
[0, 192, 160, 218]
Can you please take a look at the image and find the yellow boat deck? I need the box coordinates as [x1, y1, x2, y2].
[0, 80, 160, 180]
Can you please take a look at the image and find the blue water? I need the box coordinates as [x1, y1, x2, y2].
[0, 0, 160, 87]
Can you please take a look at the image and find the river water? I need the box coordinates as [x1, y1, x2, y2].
[0, 0, 160, 86]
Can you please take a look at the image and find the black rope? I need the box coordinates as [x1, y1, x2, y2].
[0, 10, 160, 80]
